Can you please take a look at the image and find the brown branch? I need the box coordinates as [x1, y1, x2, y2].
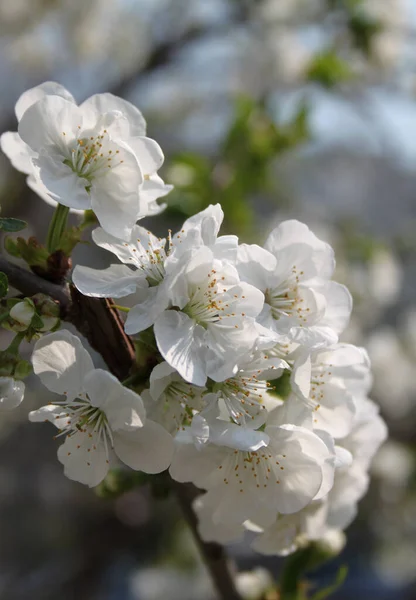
[173, 481, 243, 600]
[0, 256, 135, 380]
[0, 253, 243, 600]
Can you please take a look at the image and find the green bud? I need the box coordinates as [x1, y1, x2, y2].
[31, 294, 60, 332]
[4, 236, 22, 258]
[9, 299, 35, 332]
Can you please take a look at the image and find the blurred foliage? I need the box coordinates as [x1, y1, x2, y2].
[165, 96, 310, 239]
[307, 51, 353, 88]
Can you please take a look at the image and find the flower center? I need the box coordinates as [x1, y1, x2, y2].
[265, 266, 307, 323]
[53, 393, 113, 461]
[183, 273, 222, 326]
[62, 129, 124, 186]
[214, 374, 268, 424]
[219, 449, 287, 492]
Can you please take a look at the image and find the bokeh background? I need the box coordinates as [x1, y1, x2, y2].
[0, 1, 415, 598]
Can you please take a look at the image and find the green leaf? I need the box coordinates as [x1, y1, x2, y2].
[0, 217, 27, 232]
[0, 272, 8, 298]
[310, 566, 348, 600]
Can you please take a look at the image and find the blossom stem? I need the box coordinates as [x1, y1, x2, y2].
[46, 204, 70, 254]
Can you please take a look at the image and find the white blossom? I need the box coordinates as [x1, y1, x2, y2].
[290, 344, 372, 438]
[170, 413, 335, 528]
[237, 220, 352, 348]
[155, 246, 265, 386]
[29, 330, 174, 487]
[142, 362, 205, 434]
[1, 82, 171, 239]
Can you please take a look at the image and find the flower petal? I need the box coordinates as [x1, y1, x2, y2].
[15, 81, 76, 121]
[80, 93, 146, 136]
[18, 95, 82, 151]
[57, 431, 110, 487]
[32, 330, 94, 400]
[125, 285, 170, 334]
[113, 420, 174, 473]
[0, 131, 33, 174]
[154, 310, 207, 386]
[73, 264, 142, 298]
[125, 136, 165, 176]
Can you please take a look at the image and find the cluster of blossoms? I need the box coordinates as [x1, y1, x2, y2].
[1, 83, 387, 557]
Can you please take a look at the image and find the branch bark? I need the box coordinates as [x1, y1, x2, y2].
[0, 253, 243, 600]
[173, 481, 243, 600]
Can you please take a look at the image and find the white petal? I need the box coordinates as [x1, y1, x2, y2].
[290, 352, 312, 401]
[80, 93, 146, 136]
[0, 378, 24, 410]
[92, 224, 165, 267]
[18, 95, 82, 150]
[15, 81, 76, 121]
[148, 361, 177, 399]
[178, 204, 224, 247]
[73, 264, 142, 298]
[57, 431, 110, 487]
[0, 131, 33, 174]
[113, 420, 173, 473]
[208, 420, 270, 452]
[32, 330, 94, 399]
[266, 425, 326, 514]
[91, 149, 143, 240]
[33, 153, 91, 210]
[125, 136, 164, 176]
[83, 369, 146, 430]
[139, 173, 172, 206]
[169, 437, 223, 483]
[125, 286, 169, 334]
[29, 404, 68, 429]
[154, 310, 207, 386]
[318, 281, 353, 335]
[237, 244, 276, 291]
[265, 220, 335, 280]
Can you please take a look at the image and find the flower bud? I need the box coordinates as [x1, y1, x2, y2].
[31, 294, 60, 332]
[236, 568, 274, 600]
[0, 376, 25, 410]
[315, 529, 346, 558]
[9, 299, 35, 331]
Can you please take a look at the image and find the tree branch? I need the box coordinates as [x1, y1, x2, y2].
[0, 256, 135, 380]
[173, 481, 243, 600]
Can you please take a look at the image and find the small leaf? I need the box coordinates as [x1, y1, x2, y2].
[310, 566, 348, 600]
[0, 218, 27, 232]
[0, 272, 8, 298]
